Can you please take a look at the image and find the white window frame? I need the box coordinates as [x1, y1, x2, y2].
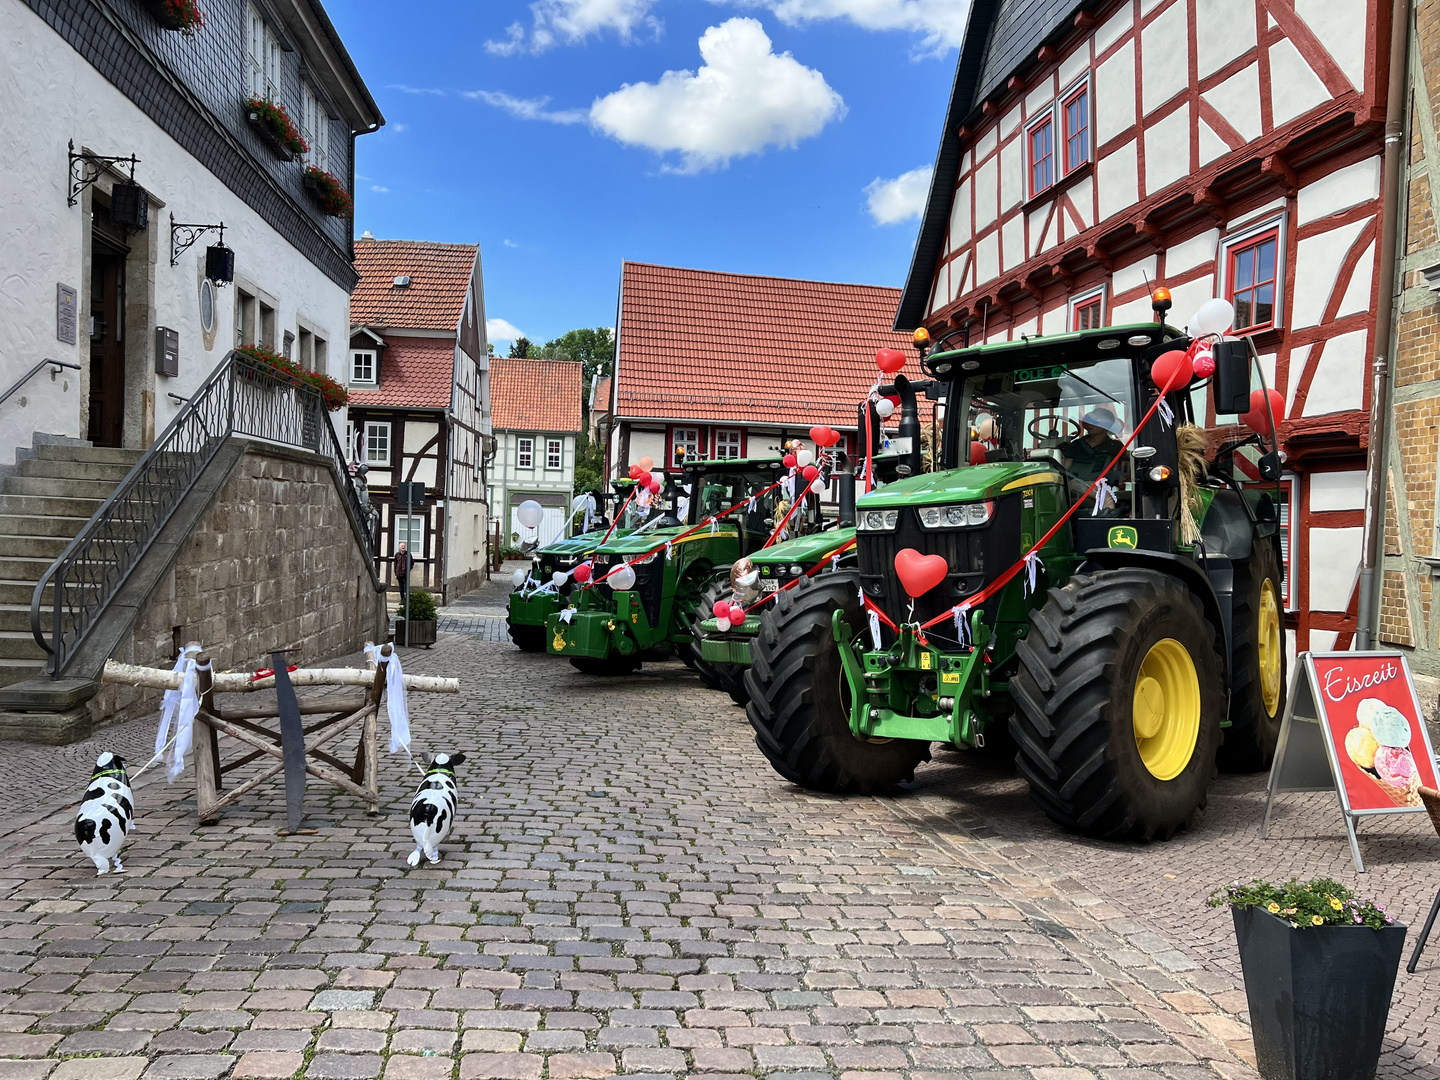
[1218, 212, 1288, 333]
[672, 427, 700, 463]
[345, 421, 355, 462]
[545, 438, 563, 470]
[351, 349, 376, 385]
[247, 6, 281, 101]
[714, 429, 742, 460]
[364, 421, 390, 466]
[517, 437, 534, 469]
[395, 514, 424, 550]
[1068, 285, 1107, 331]
[301, 81, 330, 174]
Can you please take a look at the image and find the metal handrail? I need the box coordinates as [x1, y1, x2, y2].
[30, 350, 376, 675]
[0, 359, 82, 409]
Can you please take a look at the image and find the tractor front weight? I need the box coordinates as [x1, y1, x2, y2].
[833, 609, 995, 748]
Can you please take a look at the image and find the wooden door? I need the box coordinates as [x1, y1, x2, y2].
[88, 240, 126, 447]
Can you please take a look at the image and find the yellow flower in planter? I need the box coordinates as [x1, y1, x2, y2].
[1329, 897, 1343, 911]
[1267, 902, 1281, 913]
[1312, 915, 1325, 926]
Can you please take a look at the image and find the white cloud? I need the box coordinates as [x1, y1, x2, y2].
[503, 239, 520, 248]
[390, 123, 409, 134]
[387, 84, 445, 96]
[370, 184, 390, 194]
[486, 318, 527, 343]
[865, 165, 932, 224]
[467, 90, 588, 125]
[720, 0, 969, 54]
[590, 18, 844, 173]
[486, 0, 659, 54]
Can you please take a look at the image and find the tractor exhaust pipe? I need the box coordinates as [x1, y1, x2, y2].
[895, 374, 922, 479]
[837, 461, 856, 527]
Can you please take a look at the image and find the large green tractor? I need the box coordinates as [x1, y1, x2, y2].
[547, 458, 788, 675]
[745, 309, 1286, 841]
[506, 481, 643, 652]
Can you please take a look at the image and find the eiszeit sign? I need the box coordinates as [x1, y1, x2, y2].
[1263, 652, 1440, 871]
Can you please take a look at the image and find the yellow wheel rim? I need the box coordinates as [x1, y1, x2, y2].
[1258, 579, 1282, 718]
[1133, 638, 1201, 781]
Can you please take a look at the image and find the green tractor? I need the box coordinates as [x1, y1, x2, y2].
[546, 457, 788, 675]
[745, 310, 1286, 841]
[506, 480, 645, 652]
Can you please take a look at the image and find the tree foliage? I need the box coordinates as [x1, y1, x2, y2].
[508, 336, 533, 359]
[535, 327, 614, 397]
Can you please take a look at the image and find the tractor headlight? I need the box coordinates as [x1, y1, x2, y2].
[789, 564, 804, 576]
[633, 551, 662, 565]
[858, 509, 900, 532]
[917, 501, 993, 530]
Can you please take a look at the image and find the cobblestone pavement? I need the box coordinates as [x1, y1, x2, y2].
[0, 633, 1280, 1080]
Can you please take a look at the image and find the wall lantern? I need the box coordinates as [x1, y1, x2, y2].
[170, 214, 232, 284]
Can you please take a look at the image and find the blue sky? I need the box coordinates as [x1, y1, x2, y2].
[326, 1, 965, 347]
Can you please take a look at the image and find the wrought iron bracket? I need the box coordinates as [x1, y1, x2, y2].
[68, 140, 140, 207]
[170, 215, 225, 266]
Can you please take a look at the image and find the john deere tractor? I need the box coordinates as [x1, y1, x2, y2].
[745, 310, 1286, 841]
[506, 480, 643, 651]
[547, 457, 788, 675]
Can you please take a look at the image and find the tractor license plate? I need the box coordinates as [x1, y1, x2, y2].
[759, 579, 779, 592]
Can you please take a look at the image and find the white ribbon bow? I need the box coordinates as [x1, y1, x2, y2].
[831, 553, 840, 572]
[156, 645, 202, 783]
[860, 586, 882, 650]
[952, 603, 972, 648]
[364, 643, 411, 754]
[664, 540, 673, 561]
[710, 518, 718, 537]
[1092, 477, 1114, 516]
[1157, 397, 1174, 428]
[1023, 551, 1045, 596]
[559, 608, 575, 624]
[747, 496, 757, 514]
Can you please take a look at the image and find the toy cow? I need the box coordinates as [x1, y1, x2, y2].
[408, 752, 465, 866]
[75, 753, 133, 875]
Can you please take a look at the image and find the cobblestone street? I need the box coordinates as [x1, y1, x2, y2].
[0, 631, 1436, 1080]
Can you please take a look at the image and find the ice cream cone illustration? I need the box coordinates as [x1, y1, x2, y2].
[1346, 699, 1422, 807]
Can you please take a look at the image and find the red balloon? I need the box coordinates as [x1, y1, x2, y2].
[802, 465, 820, 482]
[572, 563, 592, 583]
[1191, 348, 1216, 378]
[647, 479, 661, 494]
[876, 348, 907, 374]
[782, 453, 797, 469]
[1241, 388, 1285, 436]
[969, 442, 988, 465]
[712, 601, 731, 621]
[894, 548, 949, 599]
[816, 426, 840, 447]
[629, 465, 642, 480]
[1150, 349, 1192, 393]
[637, 470, 652, 487]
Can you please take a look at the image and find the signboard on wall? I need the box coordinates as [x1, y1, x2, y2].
[1262, 651, 1440, 871]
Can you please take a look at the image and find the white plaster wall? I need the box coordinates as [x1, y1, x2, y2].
[1144, 103, 1190, 195]
[0, 2, 352, 466]
[1097, 140, 1139, 221]
[626, 429, 666, 472]
[1309, 526, 1363, 611]
[1094, 41, 1135, 145]
[1140, 1, 1188, 115]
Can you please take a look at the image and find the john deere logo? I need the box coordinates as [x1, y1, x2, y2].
[1108, 526, 1139, 549]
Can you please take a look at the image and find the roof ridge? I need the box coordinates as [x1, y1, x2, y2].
[622, 261, 901, 293]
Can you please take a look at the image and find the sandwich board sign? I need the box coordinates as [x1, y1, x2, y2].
[1262, 651, 1440, 872]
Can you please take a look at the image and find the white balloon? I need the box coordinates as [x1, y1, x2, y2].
[551, 571, 567, 586]
[1189, 298, 1235, 338]
[796, 449, 814, 467]
[715, 616, 732, 632]
[512, 570, 526, 587]
[517, 500, 543, 529]
[811, 478, 828, 496]
[610, 565, 636, 590]
[875, 398, 895, 418]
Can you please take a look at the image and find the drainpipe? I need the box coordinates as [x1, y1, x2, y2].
[1357, 0, 1412, 649]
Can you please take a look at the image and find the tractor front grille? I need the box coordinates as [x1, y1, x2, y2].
[857, 494, 1022, 628]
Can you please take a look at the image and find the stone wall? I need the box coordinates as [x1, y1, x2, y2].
[88, 446, 385, 725]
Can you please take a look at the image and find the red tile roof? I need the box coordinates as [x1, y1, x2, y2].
[490, 357, 584, 433]
[347, 336, 454, 409]
[352, 239, 476, 330]
[615, 263, 915, 428]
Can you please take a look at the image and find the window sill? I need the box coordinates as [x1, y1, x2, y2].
[1232, 325, 1284, 348]
[1023, 161, 1093, 213]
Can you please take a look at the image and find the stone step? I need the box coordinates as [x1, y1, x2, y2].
[19, 458, 134, 483]
[2, 475, 121, 500]
[0, 633, 46, 661]
[0, 556, 58, 582]
[0, 514, 91, 538]
[0, 578, 99, 606]
[0, 605, 51, 634]
[34, 444, 144, 466]
[0, 535, 70, 560]
[0, 494, 105, 519]
[0, 658, 46, 689]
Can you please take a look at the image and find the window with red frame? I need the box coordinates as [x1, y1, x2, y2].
[1228, 231, 1279, 332]
[1063, 86, 1089, 174]
[1072, 296, 1102, 330]
[1028, 118, 1054, 197]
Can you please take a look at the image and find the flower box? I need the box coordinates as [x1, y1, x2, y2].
[236, 345, 347, 411]
[302, 167, 353, 218]
[141, 0, 204, 32]
[393, 619, 436, 648]
[246, 97, 307, 161]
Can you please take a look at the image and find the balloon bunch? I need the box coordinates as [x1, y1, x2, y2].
[627, 455, 663, 497]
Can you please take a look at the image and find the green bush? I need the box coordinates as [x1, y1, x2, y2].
[1207, 877, 1394, 929]
[403, 589, 437, 621]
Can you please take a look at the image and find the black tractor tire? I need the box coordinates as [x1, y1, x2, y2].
[1011, 568, 1224, 841]
[507, 616, 546, 653]
[1217, 538, 1287, 772]
[744, 572, 931, 793]
[689, 578, 751, 706]
[569, 655, 641, 676]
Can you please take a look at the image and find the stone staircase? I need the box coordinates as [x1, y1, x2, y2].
[0, 444, 141, 688]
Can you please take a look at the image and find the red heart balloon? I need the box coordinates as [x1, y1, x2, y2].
[894, 548, 948, 598]
[876, 348, 907, 374]
[629, 465, 642, 480]
[572, 563, 592, 583]
[1241, 388, 1285, 436]
[809, 426, 828, 446]
[820, 427, 841, 447]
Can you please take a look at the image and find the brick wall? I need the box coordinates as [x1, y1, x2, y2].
[88, 448, 383, 725]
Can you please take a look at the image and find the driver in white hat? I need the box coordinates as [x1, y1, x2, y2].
[1063, 406, 1125, 508]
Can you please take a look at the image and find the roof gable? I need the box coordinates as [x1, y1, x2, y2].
[351, 239, 477, 332]
[490, 358, 584, 433]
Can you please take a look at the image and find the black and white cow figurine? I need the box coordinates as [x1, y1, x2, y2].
[408, 752, 465, 867]
[75, 753, 133, 875]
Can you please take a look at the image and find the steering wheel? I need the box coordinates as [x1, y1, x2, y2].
[1028, 416, 1081, 442]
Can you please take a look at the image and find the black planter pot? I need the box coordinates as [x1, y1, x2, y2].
[393, 619, 437, 648]
[247, 112, 296, 162]
[1233, 906, 1406, 1080]
[140, 0, 187, 30]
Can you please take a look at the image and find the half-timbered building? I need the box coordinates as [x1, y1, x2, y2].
[346, 237, 492, 602]
[899, 0, 1393, 653]
[488, 356, 584, 547]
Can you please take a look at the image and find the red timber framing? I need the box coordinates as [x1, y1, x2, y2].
[908, 0, 1392, 651]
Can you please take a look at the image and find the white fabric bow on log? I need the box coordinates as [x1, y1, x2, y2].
[156, 645, 201, 782]
[364, 643, 411, 754]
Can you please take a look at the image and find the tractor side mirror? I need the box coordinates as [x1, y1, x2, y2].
[1259, 450, 1283, 482]
[1212, 340, 1252, 414]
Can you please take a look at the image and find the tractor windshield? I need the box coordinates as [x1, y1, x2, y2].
[960, 356, 1138, 514]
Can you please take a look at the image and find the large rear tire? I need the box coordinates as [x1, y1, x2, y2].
[1217, 538, 1286, 772]
[1011, 568, 1224, 841]
[507, 614, 545, 653]
[744, 572, 930, 793]
[689, 578, 751, 706]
